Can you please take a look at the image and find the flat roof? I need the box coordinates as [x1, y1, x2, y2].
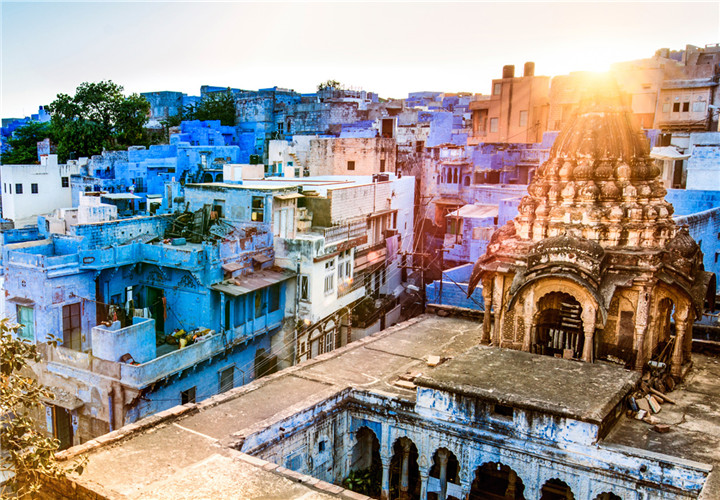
[415, 346, 640, 424]
[59, 315, 481, 498]
[447, 204, 498, 219]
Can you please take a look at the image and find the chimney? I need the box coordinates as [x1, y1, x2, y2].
[524, 62, 535, 77]
[502, 65, 515, 79]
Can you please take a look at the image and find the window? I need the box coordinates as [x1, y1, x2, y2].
[324, 330, 334, 354]
[181, 387, 196, 404]
[3, 184, 5, 193]
[254, 290, 264, 318]
[269, 284, 280, 312]
[62, 303, 82, 351]
[490, 118, 499, 133]
[347, 160, 355, 171]
[318, 440, 326, 452]
[673, 102, 680, 112]
[493, 404, 514, 418]
[300, 275, 310, 301]
[662, 103, 671, 113]
[61, 177, 69, 188]
[277, 122, 284, 133]
[518, 110, 528, 127]
[493, 83, 502, 95]
[15, 183, 23, 194]
[682, 102, 690, 112]
[219, 367, 234, 393]
[31, 183, 39, 194]
[693, 101, 706, 113]
[324, 259, 336, 295]
[16, 306, 34, 341]
[380, 159, 386, 172]
[251, 196, 264, 222]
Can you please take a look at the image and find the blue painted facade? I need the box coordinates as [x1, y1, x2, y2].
[1, 207, 291, 444]
[1, 106, 51, 154]
[426, 264, 485, 310]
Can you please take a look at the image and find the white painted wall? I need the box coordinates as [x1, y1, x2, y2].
[1, 155, 81, 222]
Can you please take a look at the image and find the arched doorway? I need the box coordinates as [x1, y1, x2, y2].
[533, 292, 584, 359]
[469, 462, 525, 500]
[540, 478, 575, 500]
[389, 437, 420, 500]
[593, 493, 622, 500]
[428, 448, 461, 500]
[346, 427, 381, 498]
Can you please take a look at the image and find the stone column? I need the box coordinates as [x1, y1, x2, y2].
[672, 307, 690, 378]
[438, 449, 449, 500]
[634, 287, 651, 371]
[505, 470, 517, 499]
[481, 278, 493, 344]
[380, 456, 391, 500]
[400, 440, 412, 500]
[492, 275, 504, 345]
[581, 305, 596, 363]
[419, 471, 429, 500]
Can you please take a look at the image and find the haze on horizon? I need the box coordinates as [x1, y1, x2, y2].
[1, 1, 718, 119]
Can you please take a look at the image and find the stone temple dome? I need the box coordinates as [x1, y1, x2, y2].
[513, 97, 675, 249]
[468, 87, 713, 376]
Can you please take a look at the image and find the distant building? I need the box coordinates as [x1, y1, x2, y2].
[1, 154, 82, 223]
[469, 63, 550, 145]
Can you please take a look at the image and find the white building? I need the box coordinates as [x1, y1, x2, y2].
[1, 154, 83, 223]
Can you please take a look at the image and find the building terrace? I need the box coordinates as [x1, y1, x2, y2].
[46, 315, 715, 500]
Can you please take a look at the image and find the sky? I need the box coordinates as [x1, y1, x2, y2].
[1, 1, 719, 119]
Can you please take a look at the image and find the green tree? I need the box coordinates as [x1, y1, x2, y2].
[317, 79, 342, 92]
[47, 81, 150, 161]
[184, 90, 236, 126]
[0, 319, 83, 497]
[0, 122, 54, 165]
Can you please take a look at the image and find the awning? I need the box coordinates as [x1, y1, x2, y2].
[101, 193, 141, 200]
[211, 268, 296, 296]
[6, 296, 35, 306]
[146, 194, 163, 199]
[447, 204, 498, 219]
[252, 254, 272, 264]
[222, 261, 244, 273]
[434, 197, 464, 206]
[650, 146, 689, 161]
[274, 192, 303, 200]
[42, 388, 84, 410]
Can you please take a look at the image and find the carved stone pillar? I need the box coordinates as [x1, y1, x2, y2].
[380, 456, 391, 500]
[492, 275, 504, 345]
[438, 449, 449, 500]
[481, 277, 493, 344]
[581, 305, 597, 363]
[671, 307, 690, 378]
[400, 440, 412, 500]
[419, 471, 429, 500]
[634, 287, 651, 371]
[505, 469, 517, 499]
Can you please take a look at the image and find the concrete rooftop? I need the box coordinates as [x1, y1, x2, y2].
[416, 346, 640, 424]
[604, 353, 720, 500]
[54, 315, 719, 499]
[59, 315, 482, 499]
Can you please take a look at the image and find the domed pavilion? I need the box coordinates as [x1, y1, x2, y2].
[468, 89, 714, 376]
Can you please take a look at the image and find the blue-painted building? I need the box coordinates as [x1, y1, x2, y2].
[1, 106, 51, 155]
[1, 205, 293, 448]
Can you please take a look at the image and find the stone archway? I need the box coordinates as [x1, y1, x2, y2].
[389, 437, 420, 500]
[427, 448, 461, 500]
[532, 292, 584, 360]
[593, 493, 622, 500]
[347, 426, 382, 498]
[469, 462, 525, 500]
[540, 478, 575, 500]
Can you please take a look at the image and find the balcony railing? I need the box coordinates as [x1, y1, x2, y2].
[323, 219, 367, 246]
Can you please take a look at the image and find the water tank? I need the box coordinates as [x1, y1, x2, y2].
[524, 62, 535, 77]
[502, 65, 515, 79]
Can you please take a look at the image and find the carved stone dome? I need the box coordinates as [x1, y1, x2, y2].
[667, 227, 699, 259]
[530, 234, 605, 261]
